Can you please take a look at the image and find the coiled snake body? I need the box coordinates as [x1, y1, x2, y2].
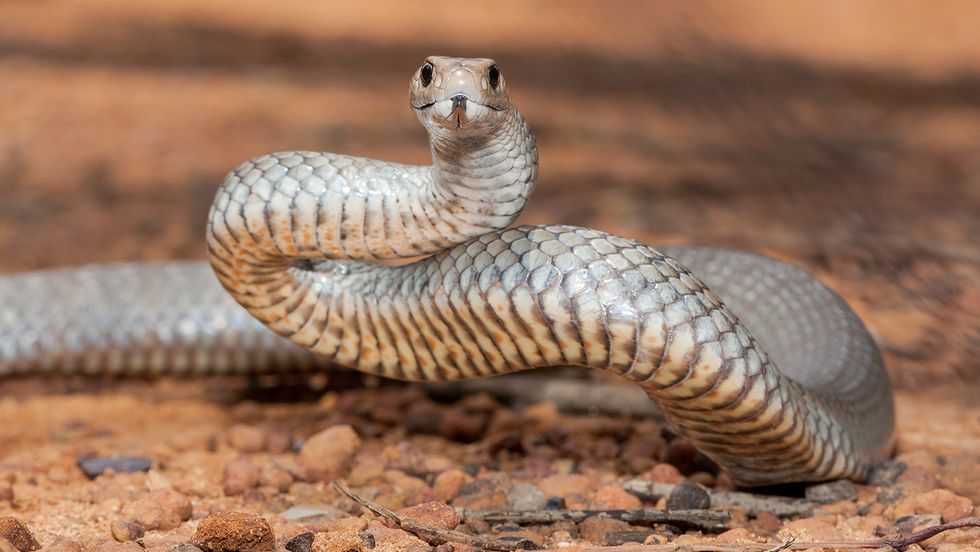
[0, 57, 894, 486]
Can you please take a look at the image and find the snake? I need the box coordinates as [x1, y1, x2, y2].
[0, 57, 894, 486]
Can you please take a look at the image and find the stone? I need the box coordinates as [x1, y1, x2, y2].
[432, 469, 472, 501]
[89, 542, 143, 552]
[506, 482, 548, 511]
[715, 527, 763, 543]
[537, 473, 591, 499]
[0, 518, 40, 552]
[780, 516, 842, 541]
[490, 525, 543, 549]
[77, 456, 153, 479]
[639, 463, 684, 484]
[397, 502, 461, 530]
[310, 531, 363, 552]
[227, 424, 267, 453]
[258, 465, 294, 492]
[110, 520, 144, 542]
[591, 484, 642, 510]
[192, 511, 275, 552]
[223, 456, 260, 496]
[577, 517, 630, 544]
[299, 425, 362, 482]
[868, 459, 907, 486]
[169, 545, 204, 552]
[364, 523, 428, 552]
[284, 531, 314, 552]
[893, 488, 974, 523]
[122, 490, 192, 531]
[280, 505, 345, 524]
[44, 539, 83, 552]
[749, 511, 783, 536]
[937, 453, 980, 503]
[805, 479, 858, 503]
[666, 481, 711, 510]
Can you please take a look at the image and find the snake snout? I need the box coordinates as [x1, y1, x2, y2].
[451, 94, 468, 112]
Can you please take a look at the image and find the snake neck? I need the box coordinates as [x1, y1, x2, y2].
[428, 106, 538, 232]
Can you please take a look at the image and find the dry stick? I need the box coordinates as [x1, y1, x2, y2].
[881, 516, 980, 550]
[332, 480, 531, 551]
[334, 481, 979, 551]
[460, 508, 730, 531]
[624, 480, 818, 518]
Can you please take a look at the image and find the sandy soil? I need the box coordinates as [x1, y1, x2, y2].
[0, 2, 977, 550]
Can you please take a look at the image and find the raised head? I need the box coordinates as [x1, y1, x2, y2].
[410, 56, 512, 135]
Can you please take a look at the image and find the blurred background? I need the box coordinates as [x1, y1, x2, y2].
[0, 1, 976, 390]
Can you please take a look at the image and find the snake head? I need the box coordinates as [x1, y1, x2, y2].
[410, 56, 512, 135]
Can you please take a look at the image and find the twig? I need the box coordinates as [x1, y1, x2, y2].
[881, 516, 980, 550]
[334, 481, 978, 552]
[526, 516, 980, 551]
[624, 480, 817, 518]
[332, 480, 535, 551]
[460, 507, 730, 531]
[763, 535, 795, 552]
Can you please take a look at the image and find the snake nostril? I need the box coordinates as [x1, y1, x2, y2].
[451, 94, 467, 112]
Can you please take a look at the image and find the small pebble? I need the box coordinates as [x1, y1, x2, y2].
[396, 502, 460, 530]
[665, 481, 711, 510]
[223, 457, 260, 496]
[592, 484, 642, 510]
[284, 531, 314, 552]
[452, 474, 511, 509]
[640, 463, 684, 484]
[89, 542, 143, 552]
[577, 517, 630, 544]
[868, 459, 907, 486]
[280, 505, 344, 524]
[122, 490, 192, 531]
[227, 424, 267, 453]
[0, 517, 40, 552]
[506, 483, 548, 511]
[603, 531, 655, 546]
[537, 474, 590, 500]
[309, 531, 363, 552]
[44, 539, 82, 552]
[192, 511, 275, 552]
[491, 525, 543, 549]
[937, 453, 980, 503]
[438, 406, 488, 442]
[432, 469, 472, 501]
[404, 401, 444, 434]
[169, 545, 204, 552]
[77, 456, 153, 479]
[110, 520, 144, 542]
[299, 425, 362, 482]
[266, 430, 293, 454]
[258, 465, 294, 492]
[805, 479, 858, 503]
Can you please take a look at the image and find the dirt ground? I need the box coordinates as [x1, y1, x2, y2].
[0, 1, 978, 551]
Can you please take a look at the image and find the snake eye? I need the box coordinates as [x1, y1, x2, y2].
[488, 64, 500, 89]
[420, 62, 434, 87]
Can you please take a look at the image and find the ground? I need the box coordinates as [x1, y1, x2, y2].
[0, 2, 977, 551]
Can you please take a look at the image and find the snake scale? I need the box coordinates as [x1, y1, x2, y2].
[0, 57, 894, 486]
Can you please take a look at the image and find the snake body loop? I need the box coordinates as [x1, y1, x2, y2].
[0, 57, 894, 486]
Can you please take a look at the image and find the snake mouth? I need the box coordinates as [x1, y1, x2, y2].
[411, 96, 503, 113]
